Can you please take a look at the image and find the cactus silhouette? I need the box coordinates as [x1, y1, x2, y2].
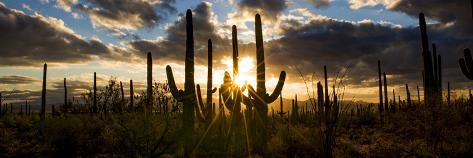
[459, 49, 473, 80]
[64, 78, 67, 108]
[278, 94, 286, 117]
[120, 81, 124, 102]
[406, 84, 412, 107]
[166, 9, 197, 155]
[378, 60, 384, 113]
[93, 72, 97, 113]
[418, 13, 442, 106]
[40, 63, 47, 136]
[383, 72, 388, 112]
[244, 14, 286, 143]
[317, 81, 324, 114]
[147, 52, 152, 113]
[196, 39, 217, 121]
[392, 89, 396, 113]
[129, 80, 134, 110]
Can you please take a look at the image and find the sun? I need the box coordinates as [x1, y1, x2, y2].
[222, 56, 256, 87]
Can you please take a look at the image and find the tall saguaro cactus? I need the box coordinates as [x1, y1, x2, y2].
[378, 60, 384, 113]
[419, 13, 442, 106]
[40, 63, 47, 135]
[130, 80, 134, 109]
[93, 72, 97, 113]
[64, 78, 67, 108]
[247, 14, 286, 143]
[383, 72, 388, 112]
[147, 52, 153, 113]
[196, 39, 217, 121]
[206, 39, 214, 116]
[232, 25, 239, 79]
[166, 9, 197, 154]
[406, 84, 412, 107]
[392, 89, 396, 112]
[317, 82, 324, 114]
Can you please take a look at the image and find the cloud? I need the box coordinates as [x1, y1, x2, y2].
[75, 0, 176, 31]
[349, 0, 473, 36]
[305, 0, 331, 8]
[0, 3, 132, 66]
[229, 0, 287, 23]
[0, 75, 40, 85]
[56, 0, 78, 12]
[262, 11, 473, 91]
[127, 2, 231, 66]
[348, 0, 400, 10]
[21, 3, 33, 11]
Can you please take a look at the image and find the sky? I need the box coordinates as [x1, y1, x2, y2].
[0, 0, 472, 105]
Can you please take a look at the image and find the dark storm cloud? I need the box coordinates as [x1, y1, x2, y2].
[0, 3, 124, 66]
[237, 0, 287, 20]
[265, 17, 473, 88]
[389, 0, 473, 37]
[0, 75, 40, 85]
[128, 2, 232, 66]
[305, 0, 331, 8]
[75, 0, 176, 30]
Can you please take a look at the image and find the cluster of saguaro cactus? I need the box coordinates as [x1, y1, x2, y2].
[317, 65, 340, 158]
[219, 15, 286, 152]
[377, 61, 396, 114]
[196, 39, 217, 122]
[166, 9, 197, 155]
[419, 13, 442, 106]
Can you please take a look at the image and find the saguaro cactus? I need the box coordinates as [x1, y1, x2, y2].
[245, 14, 286, 146]
[166, 9, 197, 154]
[206, 39, 215, 116]
[392, 89, 396, 112]
[417, 85, 421, 105]
[64, 78, 67, 108]
[278, 94, 286, 117]
[317, 82, 324, 114]
[196, 39, 217, 121]
[406, 84, 412, 107]
[147, 52, 153, 113]
[378, 60, 384, 113]
[447, 82, 451, 105]
[383, 72, 388, 112]
[130, 80, 134, 110]
[40, 63, 47, 135]
[93, 72, 97, 113]
[419, 13, 442, 106]
[120, 81, 124, 102]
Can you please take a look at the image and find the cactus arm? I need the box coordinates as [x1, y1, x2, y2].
[211, 88, 217, 93]
[196, 84, 205, 114]
[460, 59, 473, 80]
[166, 65, 183, 101]
[265, 71, 286, 103]
[194, 91, 206, 122]
[464, 49, 473, 75]
[460, 49, 473, 80]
